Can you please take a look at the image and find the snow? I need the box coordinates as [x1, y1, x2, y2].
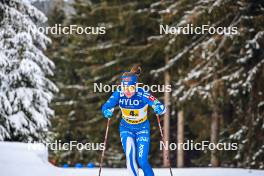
[0, 142, 264, 176]
[258, 101, 264, 108]
[0, 0, 58, 141]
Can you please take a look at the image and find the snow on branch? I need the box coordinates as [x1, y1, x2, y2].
[150, 34, 208, 75]
[0, 0, 58, 141]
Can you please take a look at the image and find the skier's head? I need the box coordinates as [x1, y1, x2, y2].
[121, 64, 141, 98]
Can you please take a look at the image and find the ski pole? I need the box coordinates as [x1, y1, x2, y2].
[98, 118, 111, 176]
[156, 114, 173, 176]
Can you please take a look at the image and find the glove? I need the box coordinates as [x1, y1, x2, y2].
[103, 109, 113, 118]
[154, 105, 166, 115]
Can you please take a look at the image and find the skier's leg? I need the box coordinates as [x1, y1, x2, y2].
[136, 128, 154, 176]
[120, 126, 139, 176]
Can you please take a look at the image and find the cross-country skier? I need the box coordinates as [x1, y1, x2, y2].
[102, 65, 166, 176]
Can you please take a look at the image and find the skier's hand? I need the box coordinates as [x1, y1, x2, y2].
[154, 105, 166, 115]
[103, 109, 113, 118]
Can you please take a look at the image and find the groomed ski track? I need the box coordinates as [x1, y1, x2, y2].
[0, 142, 263, 176]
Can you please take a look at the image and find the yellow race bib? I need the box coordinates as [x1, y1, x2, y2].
[120, 104, 148, 124]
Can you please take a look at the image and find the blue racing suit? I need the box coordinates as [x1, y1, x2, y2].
[102, 87, 166, 176]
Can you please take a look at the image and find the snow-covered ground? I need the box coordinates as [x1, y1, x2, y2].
[0, 142, 263, 176]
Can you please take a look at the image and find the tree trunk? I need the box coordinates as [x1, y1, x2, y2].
[210, 107, 220, 167]
[177, 110, 184, 167]
[210, 80, 223, 167]
[163, 56, 171, 167]
[245, 70, 260, 167]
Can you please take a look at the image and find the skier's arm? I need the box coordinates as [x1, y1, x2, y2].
[102, 90, 120, 118]
[142, 92, 166, 115]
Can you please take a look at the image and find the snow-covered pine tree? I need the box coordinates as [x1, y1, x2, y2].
[151, 0, 264, 168]
[0, 0, 58, 142]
